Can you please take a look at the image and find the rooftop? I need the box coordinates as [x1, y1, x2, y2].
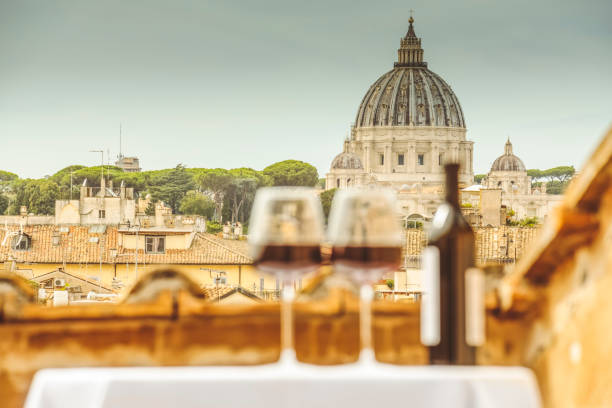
[0, 225, 252, 265]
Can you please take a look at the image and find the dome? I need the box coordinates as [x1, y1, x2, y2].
[354, 17, 465, 128]
[331, 151, 363, 170]
[490, 139, 526, 172]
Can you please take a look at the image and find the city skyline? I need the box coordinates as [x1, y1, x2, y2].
[1, 0, 611, 179]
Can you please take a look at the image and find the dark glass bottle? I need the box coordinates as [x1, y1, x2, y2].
[426, 163, 476, 365]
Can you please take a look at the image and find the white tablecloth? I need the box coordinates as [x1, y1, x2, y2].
[25, 362, 541, 408]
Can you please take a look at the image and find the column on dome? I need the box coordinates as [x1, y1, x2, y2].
[364, 144, 371, 172]
[385, 144, 392, 173]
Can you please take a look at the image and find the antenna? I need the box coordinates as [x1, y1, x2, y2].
[119, 123, 123, 160]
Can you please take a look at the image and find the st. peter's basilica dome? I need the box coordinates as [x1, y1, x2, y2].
[354, 17, 465, 129]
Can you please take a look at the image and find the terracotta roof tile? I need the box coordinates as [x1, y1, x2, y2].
[0, 226, 251, 265]
[200, 285, 262, 302]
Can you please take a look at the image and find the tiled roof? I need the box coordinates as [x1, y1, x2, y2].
[0, 225, 117, 264]
[32, 269, 114, 292]
[116, 233, 252, 265]
[0, 226, 252, 265]
[200, 285, 262, 302]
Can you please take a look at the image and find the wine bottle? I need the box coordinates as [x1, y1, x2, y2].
[421, 163, 477, 365]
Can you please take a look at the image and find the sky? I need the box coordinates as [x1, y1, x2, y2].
[0, 0, 611, 179]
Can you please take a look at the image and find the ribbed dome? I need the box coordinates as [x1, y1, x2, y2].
[490, 139, 526, 172]
[354, 17, 465, 128]
[331, 151, 363, 170]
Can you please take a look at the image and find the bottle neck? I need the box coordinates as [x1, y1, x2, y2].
[445, 164, 460, 208]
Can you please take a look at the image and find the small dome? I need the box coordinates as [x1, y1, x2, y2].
[490, 139, 526, 172]
[331, 152, 363, 170]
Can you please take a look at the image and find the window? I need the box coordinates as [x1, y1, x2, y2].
[439, 153, 443, 166]
[336, 178, 340, 188]
[347, 178, 351, 186]
[379, 153, 384, 166]
[98, 210, 106, 219]
[418, 154, 424, 166]
[145, 236, 165, 254]
[398, 154, 405, 166]
[12, 234, 31, 251]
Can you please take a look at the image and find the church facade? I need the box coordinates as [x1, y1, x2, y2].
[325, 17, 474, 219]
[480, 139, 562, 220]
[326, 17, 561, 222]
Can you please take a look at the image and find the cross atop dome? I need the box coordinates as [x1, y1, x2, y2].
[406, 10, 416, 38]
[395, 14, 427, 67]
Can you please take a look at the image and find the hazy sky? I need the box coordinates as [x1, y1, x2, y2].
[1, 0, 611, 179]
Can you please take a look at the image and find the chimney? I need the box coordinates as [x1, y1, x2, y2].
[81, 178, 88, 198]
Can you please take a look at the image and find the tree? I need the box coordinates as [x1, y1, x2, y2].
[228, 167, 271, 223]
[148, 164, 195, 214]
[145, 200, 156, 216]
[474, 174, 486, 184]
[0, 170, 18, 193]
[0, 194, 8, 214]
[263, 160, 319, 187]
[520, 217, 539, 227]
[179, 192, 216, 219]
[229, 167, 272, 187]
[0, 170, 18, 182]
[319, 188, 337, 221]
[196, 169, 233, 222]
[544, 166, 575, 182]
[49, 165, 86, 184]
[528, 165, 575, 195]
[9, 179, 59, 215]
[544, 180, 565, 195]
[226, 177, 258, 223]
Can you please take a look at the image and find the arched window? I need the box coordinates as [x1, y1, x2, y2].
[347, 178, 351, 186]
[336, 178, 340, 188]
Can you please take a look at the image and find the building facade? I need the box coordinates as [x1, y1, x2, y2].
[326, 17, 474, 219]
[55, 178, 136, 225]
[115, 156, 141, 172]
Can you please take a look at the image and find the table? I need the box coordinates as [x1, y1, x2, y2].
[25, 362, 541, 408]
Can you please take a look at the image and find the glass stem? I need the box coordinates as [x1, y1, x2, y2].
[360, 284, 375, 362]
[281, 281, 296, 362]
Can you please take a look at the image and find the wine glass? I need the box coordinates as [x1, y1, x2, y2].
[249, 187, 325, 362]
[327, 188, 403, 362]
